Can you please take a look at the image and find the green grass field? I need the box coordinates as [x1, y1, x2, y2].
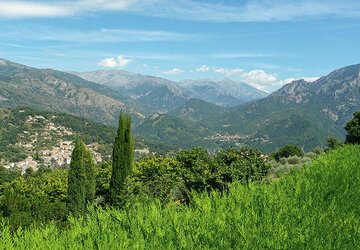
[1, 145, 360, 249]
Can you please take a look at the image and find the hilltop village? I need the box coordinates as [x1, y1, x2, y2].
[2, 111, 103, 173]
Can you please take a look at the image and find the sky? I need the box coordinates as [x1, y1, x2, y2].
[0, 0, 360, 92]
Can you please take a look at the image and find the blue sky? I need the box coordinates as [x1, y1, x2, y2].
[0, 0, 360, 92]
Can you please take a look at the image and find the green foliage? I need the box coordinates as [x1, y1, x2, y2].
[312, 146, 324, 155]
[345, 111, 360, 144]
[216, 147, 269, 184]
[176, 147, 220, 193]
[108, 113, 134, 206]
[1, 145, 360, 248]
[273, 145, 304, 161]
[132, 156, 184, 202]
[268, 155, 313, 178]
[67, 137, 86, 217]
[0, 167, 21, 186]
[327, 137, 344, 150]
[0, 170, 68, 230]
[94, 161, 112, 198]
[83, 143, 96, 204]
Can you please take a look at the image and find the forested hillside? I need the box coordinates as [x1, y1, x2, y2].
[0, 107, 177, 167]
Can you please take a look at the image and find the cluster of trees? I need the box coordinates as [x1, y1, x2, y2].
[67, 113, 133, 216]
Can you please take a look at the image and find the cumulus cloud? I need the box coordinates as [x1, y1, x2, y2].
[211, 67, 279, 91]
[98, 55, 132, 68]
[196, 65, 211, 72]
[162, 68, 184, 75]
[278, 76, 319, 86]
[241, 70, 277, 83]
[214, 67, 243, 76]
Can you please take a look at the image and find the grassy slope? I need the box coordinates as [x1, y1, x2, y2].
[1, 145, 359, 248]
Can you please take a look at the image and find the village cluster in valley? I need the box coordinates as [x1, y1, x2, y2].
[3, 111, 103, 174]
[4, 140, 103, 174]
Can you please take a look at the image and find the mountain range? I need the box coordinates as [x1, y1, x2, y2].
[70, 70, 267, 111]
[179, 79, 268, 107]
[0, 58, 359, 153]
[134, 64, 360, 152]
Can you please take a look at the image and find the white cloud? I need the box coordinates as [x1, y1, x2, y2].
[0, 1, 70, 18]
[211, 67, 278, 91]
[1, 0, 359, 21]
[196, 65, 211, 72]
[162, 68, 184, 75]
[213, 67, 243, 76]
[241, 70, 277, 83]
[278, 76, 319, 86]
[98, 55, 132, 68]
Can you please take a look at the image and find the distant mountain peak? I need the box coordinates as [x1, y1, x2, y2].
[179, 78, 268, 107]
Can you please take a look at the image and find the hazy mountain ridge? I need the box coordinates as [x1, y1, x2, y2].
[71, 70, 268, 112]
[71, 70, 190, 113]
[179, 78, 268, 107]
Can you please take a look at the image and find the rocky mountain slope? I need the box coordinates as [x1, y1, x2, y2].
[0, 59, 145, 125]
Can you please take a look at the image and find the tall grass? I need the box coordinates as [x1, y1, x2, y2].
[1, 145, 360, 249]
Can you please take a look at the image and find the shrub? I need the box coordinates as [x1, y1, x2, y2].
[286, 156, 302, 165]
[327, 137, 344, 150]
[274, 145, 304, 161]
[345, 111, 360, 144]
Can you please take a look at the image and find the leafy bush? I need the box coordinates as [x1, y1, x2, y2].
[268, 155, 313, 178]
[327, 137, 344, 150]
[273, 145, 304, 161]
[131, 156, 185, 202]
[130, 147, 270, 203]
[345, 110, 360, 144]
[0, 170, 68, 229]
[215, 146, 269, 184]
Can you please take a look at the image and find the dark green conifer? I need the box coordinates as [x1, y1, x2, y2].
[108, 113, 134, 206]
[82, 142, 96, 204]
[67, 137, 86, 217]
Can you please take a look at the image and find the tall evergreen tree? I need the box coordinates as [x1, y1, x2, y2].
[82, 142, 96, 204]
[67, 137, 86, 217]
[108, 113, 134, 206]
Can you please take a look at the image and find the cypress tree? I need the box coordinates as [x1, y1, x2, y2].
[108, 113, 134, 206]
[67, 137, 86, 217]
[82, 142, 96, 204]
